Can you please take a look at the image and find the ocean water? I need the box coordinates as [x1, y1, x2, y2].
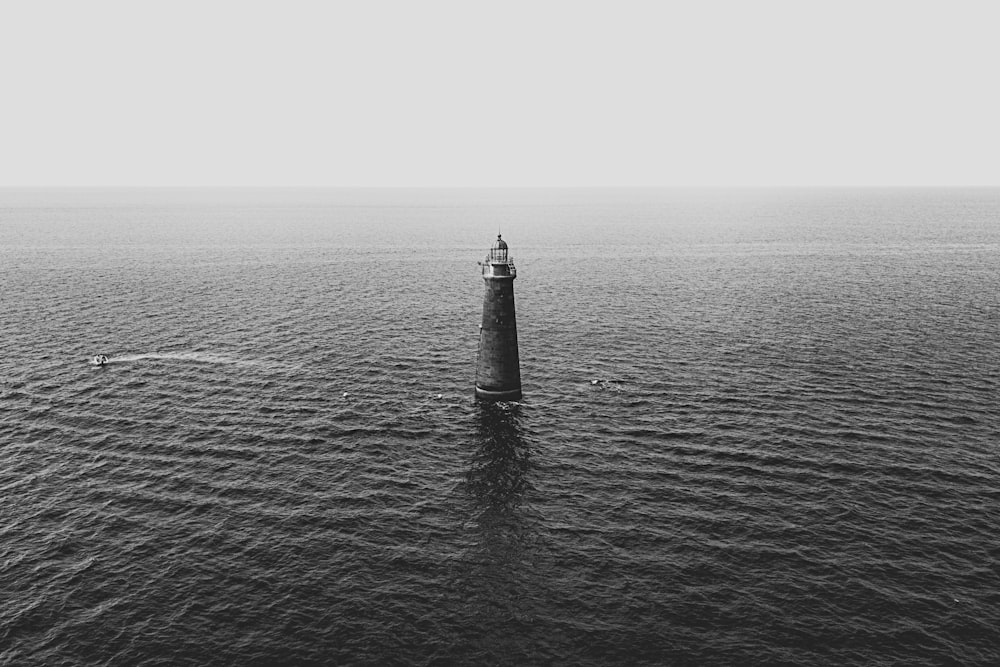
[1, 187, 998, 665]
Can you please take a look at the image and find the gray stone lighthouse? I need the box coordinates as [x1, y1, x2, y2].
[475, 234, 522, 401]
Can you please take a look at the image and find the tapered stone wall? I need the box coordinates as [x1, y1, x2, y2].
[475, 276, 521, 401]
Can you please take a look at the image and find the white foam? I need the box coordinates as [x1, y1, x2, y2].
[109, 352, 260, 366]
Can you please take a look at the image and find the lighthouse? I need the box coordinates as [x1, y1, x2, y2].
[475, 234, 522, 401]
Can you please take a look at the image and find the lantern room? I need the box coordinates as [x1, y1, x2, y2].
[482, 234, 517, 279]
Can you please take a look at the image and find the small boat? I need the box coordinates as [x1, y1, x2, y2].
[93, 355, 109, 366]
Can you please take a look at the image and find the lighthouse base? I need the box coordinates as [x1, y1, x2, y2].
[475, 385, 522, 402]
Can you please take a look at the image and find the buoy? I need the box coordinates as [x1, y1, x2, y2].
[342, 392, 348, 398]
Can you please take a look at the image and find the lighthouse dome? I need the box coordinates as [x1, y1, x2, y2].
[494, 234, 508, 250]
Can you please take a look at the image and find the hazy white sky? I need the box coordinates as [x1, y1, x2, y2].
[1, 0, 997, 186]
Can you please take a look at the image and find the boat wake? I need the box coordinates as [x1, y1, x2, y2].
[101, 352, 263, 367]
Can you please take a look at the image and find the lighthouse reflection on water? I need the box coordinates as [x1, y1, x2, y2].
[460, 400, 536, 640]
[468, 402, 531, 523]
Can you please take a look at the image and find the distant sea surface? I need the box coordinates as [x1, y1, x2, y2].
[2, 188, 998, 665]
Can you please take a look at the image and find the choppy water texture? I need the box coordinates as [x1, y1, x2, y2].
[2, 188, 999, 665]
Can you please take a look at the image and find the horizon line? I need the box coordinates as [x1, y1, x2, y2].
[2, 184, 999, 190]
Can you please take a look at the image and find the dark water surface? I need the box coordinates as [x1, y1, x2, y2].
[2, 188, 998, 665]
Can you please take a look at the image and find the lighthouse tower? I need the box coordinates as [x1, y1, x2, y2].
[475, 234, 522, 401]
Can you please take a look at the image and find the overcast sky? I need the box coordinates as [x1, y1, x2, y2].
[1, 0, 997, 187]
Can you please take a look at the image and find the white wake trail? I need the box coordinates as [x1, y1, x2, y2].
[105, 352, 262, 367]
